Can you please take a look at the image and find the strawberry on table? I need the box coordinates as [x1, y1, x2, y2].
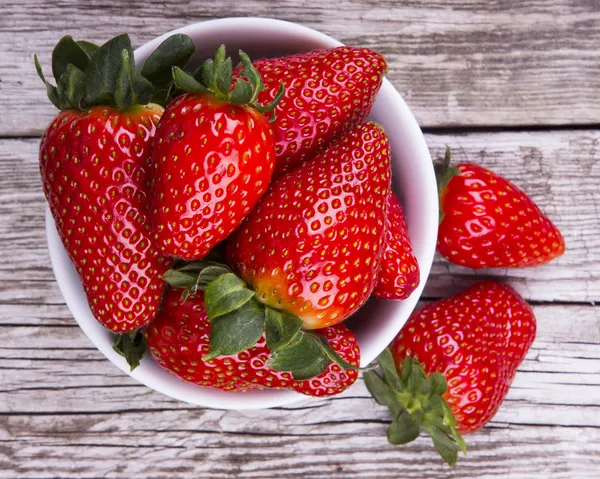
[436, 147, 565, 268]
[364, 281, 536, 466]
[240, 46, 387, 177]
[150, 46, 283, 261]
[373, 193, 420, 300]
[36, 34, 195, 356]
[146, 287, 360, 397]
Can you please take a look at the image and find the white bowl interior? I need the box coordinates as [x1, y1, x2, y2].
[45, 17, 438, 409]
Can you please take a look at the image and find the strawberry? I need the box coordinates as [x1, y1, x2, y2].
[36, 34, 195, 346]
[146, 287, 360, 397]
[436, 147, 565, 268]
[239, 46, 387, 177]
[149, 46, 283, 261]
[372, 193, 420, 300]
[365, 281, 536, 466]
[226, 121, 391, 329]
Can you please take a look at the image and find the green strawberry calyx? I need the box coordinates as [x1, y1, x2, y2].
[172, 45, 285, 121]
[35, 33, 196, 111]
[364, 349, 467, 467]
[113, 330, 147, 372]
[161, 260, 357, 380]
[434, 146, 461, 224]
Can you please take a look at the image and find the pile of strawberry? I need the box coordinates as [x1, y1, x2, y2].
[37, 32, 564, 466]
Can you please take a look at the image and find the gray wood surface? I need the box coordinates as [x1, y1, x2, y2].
[1, 1, 599, 478]
[2, 0, 600, 136]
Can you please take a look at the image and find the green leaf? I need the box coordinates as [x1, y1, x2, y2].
[162, 269, 198, 289]
[404, 357, 429, 396]
[451, 427, 467, 456]
[58, 64, 86, 110]
[364, 370, 393, 405]
[229, 79, 253, 105]
[429, 372, 448, 397]
[77, 40, 99, 56]
[163, 261, 231, 291]
[114, 49, 134, 110]
[52, 35, 92, 84]
[254, 81, 285, 120]
[34, 54, 61, 109]
[216, 57, 233, 95]
[427, 424, 460, 467]
[424, 394, 447, 421]
[377, 348, 402, 391]
[364, 370, 405, 419]
[387, 412, 421, 445]
[238, 50, 262, 103]
[204, 273, 254, 319]
[399, 355, 413, 383]
[141, 33, 195, 87]
[200, 59, 215, 87]
[172, 66, 209, 93]
[434, 146, 460, 224]
[265, 306, 303, 352]
[313, 333, 358, 371]
[203, 297, 265, 360]
[441, 401, 457, 427]
[214, 44, 226, 67]
[269, 331, 329, 380]
[85, 33, 133, 107]
[113, 330, 147, 371]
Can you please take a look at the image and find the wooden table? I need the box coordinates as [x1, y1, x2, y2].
[1, 1, 599, 477]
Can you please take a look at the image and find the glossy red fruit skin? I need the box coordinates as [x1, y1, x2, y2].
[391, 281, 536, 434]
[438, 164, 565, 268]
[246, 46, 387, 177]
[150, 93, 276, 260]
[40, 106, 170, 333]
[227, 122, 391, 329]
[373, 194, 420, 300]
[146, 288, 360, 396]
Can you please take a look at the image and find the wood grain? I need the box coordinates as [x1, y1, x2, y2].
[1, 304, 599, 478]
[2, 131, 598, 310]
[2, 0, 600, 136]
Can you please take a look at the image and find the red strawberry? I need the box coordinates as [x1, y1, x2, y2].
[365, 281, 536, 466]
[373, 194, 420, 299]
[436, 148, 565, 268]
[226, 121, 391, 329]
[241, 46, 387, 177]
[146, 287, 360, 397]
[37, 34, 195, 337]
[150, 46, 281, 261]
[41, 106, 170, 332]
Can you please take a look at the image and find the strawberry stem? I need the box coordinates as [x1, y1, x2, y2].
[35, 33, 195, 111]
[113, 330, 147, 371]
[434, 146, 461, 224]
[172, 45, 284, 120]
[364, 349, 466, 467]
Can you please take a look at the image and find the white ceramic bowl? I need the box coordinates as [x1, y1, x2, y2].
[45, 17, 438, 409]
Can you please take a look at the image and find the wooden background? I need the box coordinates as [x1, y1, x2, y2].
[1, 1, 599, 477]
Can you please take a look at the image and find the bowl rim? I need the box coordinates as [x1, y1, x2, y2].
[45, 16, 438, 409]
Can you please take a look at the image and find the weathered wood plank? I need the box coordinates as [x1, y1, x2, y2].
[1, 304, 599, 416]
[424, 132, 600, 302]
[0, 419, 599, 479]
[2, 0, 600, 136]
[1, 131, 598, 311]
[0, 303, 599, 478]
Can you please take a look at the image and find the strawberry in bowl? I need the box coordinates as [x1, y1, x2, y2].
[43, 18, 438, 409]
